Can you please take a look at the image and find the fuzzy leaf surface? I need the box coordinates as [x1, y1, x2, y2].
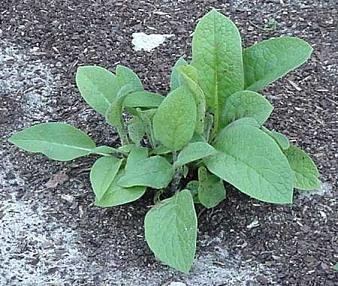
[284, 144, 320, 190]
[76, 66, 119, 115]
[9, 123, 96, 161]
[124, 91, 164, 108]
[175, 142, 216, 167]
[192, 9, 244, 131]
[118, 156, 173, 189]
[90, 157, 123, 201]
[244, 36, 313, 91]
[115, 65, 143, 91]
[127, 117, 146, 145]
[204, 122, 294, 204]
[144, 190, 197, 273]
[95, 170, 146, 207]
[222, 90, 273, 127]
[170, 57, 188, 90]
[153, 86, 197, 151]
[178, 65, 206, 134]
[262, 127, 290, 150]
[198, 166, 226, 208]
[90, 145, 127, 156]
[125, 146, 149, 170]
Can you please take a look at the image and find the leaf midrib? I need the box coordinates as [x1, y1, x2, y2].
[12, 139, 93, 152]
[84, 74, 112, 107]
[213, 11, 219, 133]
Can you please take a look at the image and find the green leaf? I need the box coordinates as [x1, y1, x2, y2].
[190, 133, 207, 143]
[118, 156, 174, 189]
[134, 108, 157, 148]
[118, 144, 135, 154]
[76, 66, 119, 115]
[125, 146, 148, 170]
[262, 127, 290, 150]
[204, 122, 294, 204]
[106, 84, 138, 144]
[226, 117, 260, 129]
[153, 86, 197, 151]
[198, 166, 226, 208]
[123, 91, 164, 108]
[95, 170, 146, 207]
[175, 142, 216, 167]
[151, 145, 172, 155]
[115, 65, 143, 91]
[90, 156, 123, 201]
[283, 144, 320, 190]
[8, 122, 96, 161]
[170, 57, 188, 90]
[192, 9, 244, 132]
[178, 65, 206, 135]
[104, 65, 144, 143]
[243, 36, 313, 91]
[221, 90, 273, 127]
[127, 117, 145, 145]
[144, 190, 197, 273]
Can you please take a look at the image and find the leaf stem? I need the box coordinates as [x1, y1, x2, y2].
[117, 124, 130, 146]
[153, 189, 164, 204]
[171, 151, 182, 193]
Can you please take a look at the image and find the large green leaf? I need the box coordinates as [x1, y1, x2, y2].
[175, 142, 216, 167]
[9, 122, 96, 161]
[144, 190, 197, 273]
[90, 157, 123, 201]
[118, 156, 174, 189]
[283, 144, 320, 190]
[204, 122, 294, 204]
[243, 36, 313, 91]
[153, 86, 197, 151]
[178, 65, 206, 135]
[95, 170, 146, 207]
[76, 66, 119, 115]
[191, 9, 244, 132]
[123, 91, 164, 108]
[170, 57, 188, 90]
[221, 90, 273, 127]
[198, 166, 226, 209]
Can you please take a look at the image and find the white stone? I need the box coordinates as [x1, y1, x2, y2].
[132, 32, 174, 52]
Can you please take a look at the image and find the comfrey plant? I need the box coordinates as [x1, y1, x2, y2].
[9, 9, 320, 273]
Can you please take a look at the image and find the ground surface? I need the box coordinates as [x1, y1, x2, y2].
[0, 0, 337, 285]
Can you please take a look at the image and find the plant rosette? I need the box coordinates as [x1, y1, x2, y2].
[9, 9, 320, 273]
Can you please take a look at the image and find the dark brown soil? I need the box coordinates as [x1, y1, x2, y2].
[0, 0, 337, 285]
